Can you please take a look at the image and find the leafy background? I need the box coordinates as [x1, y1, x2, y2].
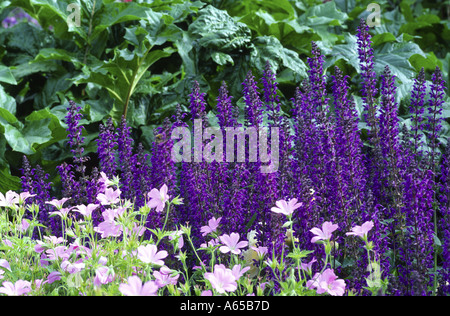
[0, 0, 449, 194]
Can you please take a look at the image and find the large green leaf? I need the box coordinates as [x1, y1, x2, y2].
[0, 65, 17, 85]
[188, 5, 252, 53]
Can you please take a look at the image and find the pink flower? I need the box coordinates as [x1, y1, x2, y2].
[137, 244, 168, 266]
[19, 219, 30, 233]
[310, 221, 339, 243]
[119, 276, 159, 296]
[96, 187, 121, 205]
[346, 221, 374, 240]
[18, 192, 36, 204]
[61, 260, 85, 274]
[306, 268, 346, 296]
[204, 264, 237, 294]
[219, 233, 248, 255]
[94, 220, 122, 238]
[153, 266, 179, 287]
[93, 266, 115, 287]
[231, 264, 250, 280]
[123, 222, 146, 238]
[200, 238, 220, 248]
[46, 271, 62, 284]
[45, 197, 70, 210]
[44, 235, 66, 245]
[45, 246, 71, 261]
[300, 258, 317, 275]
[72, 204, 99, 219]
[200, 216, 222, 236]
[147, 184, 169, 213]
[0, 280, 31, 296]
[201, 290, 212, 296]
[0, 190, 19, 208]
[0, 259, 11, 280]
[270, 198, 302, 217]
[168, 230, 184, 249]
[49, 207, 72, 219]
[251, 246, 268, 259]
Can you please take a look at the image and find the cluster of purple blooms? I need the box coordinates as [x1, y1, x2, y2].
[18, 19, 449, 295]
[1, 8, 39, 28]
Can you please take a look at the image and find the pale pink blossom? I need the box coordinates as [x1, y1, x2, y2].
[49, 207, 72, 219]
[251, 246, 268, 259]
[219, 233, 248, 255]
[0, 190, 19, 208]
[231, 264, 250, 280]
[45, 246, 71, 261]
[153, 266, 179, 287]
[346, 221, 374, 240]
[96, 187, 121, 205]
[45, 197, 70, 210]
[94, 220, 122, 238]
[310, 221, 339, 243]
[93, 266, 115, 287]
[46, 271, 62, 284]
[61, 260, 85, 274]
[0, 280, 31, 296]
[201, 290, 212, 296]
[270, 198, 302, 217]
[72, 203, 99, 219]
[200, 216, 222, 236]
[168, 230, 184, 249]
[306, 268, 346, 296]
[147, 184, 169, 213]
[18, 192, 36, 204]
[19, 219, 30, 233]
[0, 259, 11, 280]
[137, 244, 168, 266]
[300, 258, 317, 275]
[119, 275, 159, 296]
[204, 264, 237, 294]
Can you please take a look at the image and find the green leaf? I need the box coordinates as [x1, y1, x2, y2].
[0, 65, 17, 85]
[211, 52, 234, 66]
[0, 84, 17, 116]
[0, 165, 21, 193]
[189, 5, 252, 52]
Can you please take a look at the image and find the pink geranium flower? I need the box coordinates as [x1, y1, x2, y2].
[45, 245, 71, 261]
[200, 216, 222, 236]
[270, 198, 302, 217]
[251, 246, 268, 259]
[46, 271, 62, 284]
[119, 276, 159, 296]
[153, 266, 179, 287]
[93, 266, 115, 287]
[231, 264, 251, 280]
[18, 192, 36, 204]
[0, 280, 32, 296]
[0, 259, 11, 280]
[61, 260, 85, 274]
[49, 207, 72, 220]
[96, 187, 121, 205]
[147, 184, 170, 213]
[310, 221, 339, 244]
[204, 264, 237, 294]
[45, 197, 70, 210]
[219, 233, 248, 255]
[137, 244, 168, 266]
[300, 258, 317, 275]
[346, 221, 374, 240]
[306, 268, 346, 296]
[0, 190, 19, 208]
[72, 203, 99, 219]
[94, 220, 122, 238]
